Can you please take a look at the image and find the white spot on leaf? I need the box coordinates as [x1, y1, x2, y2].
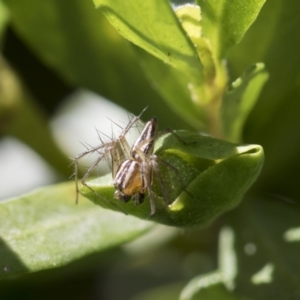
[244, 243, 257, 255]
[251, 263, 274, 284]
[219, 226, 237, 290]
[284, 227, 300, 242]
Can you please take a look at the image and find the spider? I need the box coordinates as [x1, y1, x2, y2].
[113, 117, 188, 215]
[113, 117, 158, 209]
[74, 110, 187, 216]
[73, 109, 146, 205]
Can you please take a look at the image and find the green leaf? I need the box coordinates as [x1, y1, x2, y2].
[196, 0, 266, 58]
[0, 182, 153, 278]
[227, 0, 300, 201]
[220, 196, 300, 299]
[132, 4, 221, 130]
[94, 0, 203, 78]
[221, 63, 268, 142]
[228, 0, 300, 134]
[4, 0, 171, 122]
[93, 1, 214, 130]
[82, 132, 264, 227]
[134, 47, 206, 130]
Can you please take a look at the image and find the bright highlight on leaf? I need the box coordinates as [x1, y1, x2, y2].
[218, 227, 237, 290]
[179, 271, 222, 300]
[251, 263, 274, 285]
[284, 227, 300, 242]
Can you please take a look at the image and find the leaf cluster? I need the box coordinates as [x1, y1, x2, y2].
[0, 0, 300, 299]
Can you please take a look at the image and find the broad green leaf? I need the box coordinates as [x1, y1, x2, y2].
[82, 132, 264, 227]
[94, 0, 203, 78]
[221, 63, 268, 142]
[4, 0, 177, 125]
[0, 182, 152, 278]
[196, 0, 266, 58]
[221, 196, 300, 299]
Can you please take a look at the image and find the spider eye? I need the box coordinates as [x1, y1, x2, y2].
[114, 191, 131, 202]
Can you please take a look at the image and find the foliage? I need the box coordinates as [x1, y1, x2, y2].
[0, 0, 300, 299]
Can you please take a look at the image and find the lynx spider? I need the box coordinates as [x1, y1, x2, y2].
[74, 109, 188, 215]
[113, 117, 190, 215]
[73, 108, 146, 206]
